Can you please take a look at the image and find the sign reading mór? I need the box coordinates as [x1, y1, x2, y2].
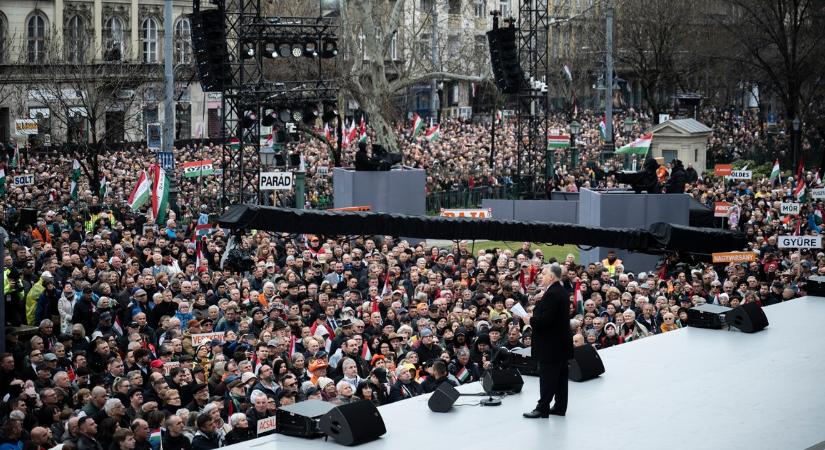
[780, 202, 800, 215]
[259, 171, 293, 190]
[777, 235, 822, 249]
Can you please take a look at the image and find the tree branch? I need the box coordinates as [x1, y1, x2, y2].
[390, 72, 483, 92]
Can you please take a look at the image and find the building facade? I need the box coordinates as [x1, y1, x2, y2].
[0, 0, 211, 148]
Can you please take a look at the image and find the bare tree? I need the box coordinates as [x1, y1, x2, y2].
[716, 0, 825, 131]
[28, 41, 160, 194]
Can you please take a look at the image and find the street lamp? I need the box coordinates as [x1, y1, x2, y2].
[259, 146, 276, 167]
[792, 117, 801, 171]
[569, 120, 581, 169]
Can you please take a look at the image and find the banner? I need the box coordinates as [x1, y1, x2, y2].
[15, 119, 38, 135]
[726, 170, 752, 180]
[163, 361, 180, 376]
[12, 174, 35, 186]
[713, 202, 731, 218]
[256, 416, 278, 436]
[711, 252, 757, 264]
[147, 123, 162, 151]
[779, 202, 800, 215]
[260, 171, 293, 191]
[191, 332, 224, 346]
[714, 164, 732, 177]
[440, 208, 493, 219]
[182, 160, 214, 177]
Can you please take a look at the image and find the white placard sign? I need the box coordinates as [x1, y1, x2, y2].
[811, 188, 825, 199]
[259, 171, 294, 190]
[777, 235, 822, 249]
[256, 416, 277, 436]
[726, 170, 752, 180]
[191, 332, 225, 346]
[13, 174, 35, 186]
[780, 202, 800, 215]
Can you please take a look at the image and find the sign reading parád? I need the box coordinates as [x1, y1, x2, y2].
[260, 171, 293, 190]
[777, 235, 822, 249]
[440, 208, 493, 219]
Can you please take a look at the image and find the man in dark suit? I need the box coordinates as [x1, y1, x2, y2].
[524, 264, 573, 418]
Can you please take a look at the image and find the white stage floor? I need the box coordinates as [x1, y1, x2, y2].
[231, 297, 825, 450]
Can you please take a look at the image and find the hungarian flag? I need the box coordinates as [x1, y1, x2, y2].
[496, 110, 503, 123]
[410, 114, 424, 139]
[455, 366, 470, 384]
[0, 167, 5, 196]
[793, 162, 806, 202]
[288, 335, 297, 358]
[150, 164, 170, 225]
[548, 135, 571, 149]
[562, 64, 573, 82]
[127, 170, 152, 211]
[769, 159, 781, 186]
[358, 116, 367, 143]
[347, 120, 358, 144]
[195, 237, 206, 271]
[324, 123, 333, 143]
[573, 279, 584, 315]
[148, 428, 161, 450]
[424, 124, 440, 142]
[99, 176, 108, 198]
[616, 134, 652, 155]
[70, 159, 81, 200]
[361, 341, 372, 361]
[181, 160, 214, 177]
[229, 137, 240, 150]
[598, 117, 608, 141]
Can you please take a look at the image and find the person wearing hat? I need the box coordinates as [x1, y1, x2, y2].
[186, 383, 211, 413]
[308, 359, 329, 385]
[415, 328, 442, 363]
[524, 263, 572, 419]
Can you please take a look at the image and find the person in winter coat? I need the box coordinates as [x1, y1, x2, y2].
[223, 414, 253, 445]
[388, 365, 423, 403]
[599, 322, 623, 349]
[190, 415, 220, 450]
[619, 310, 650, 342]
[26, 271, 52, 326]
[35, 279, 60, 325]
[57, 284, 77, 334]
[72, 287, 98, 336]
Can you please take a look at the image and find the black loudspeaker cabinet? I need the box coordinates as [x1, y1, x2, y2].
[568, 344, 605, 382]
[319, 400, 386, 446]
[18, 208, 38, 228]
[428, 382, 461, 413]
[726, 302, 769, 333]
[481, 368, 524, 394]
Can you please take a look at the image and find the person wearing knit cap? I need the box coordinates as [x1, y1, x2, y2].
[317, 377, 337, 401]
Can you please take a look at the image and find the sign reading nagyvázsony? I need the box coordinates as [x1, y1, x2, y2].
[777, 235, 822, 249]
[726, 170, 752, 180]
[439, 208, 493, 218]
[780, 202, 800, 215]
[711, 252, 758, 264]
[260, 171, 293, 190]
[13, 174, 34, 186]
[190, 332, 224, 346]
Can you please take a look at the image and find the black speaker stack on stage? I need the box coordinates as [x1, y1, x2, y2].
[276, 399, 335, 438]
[568, 344, 606, 382]
[804, 275, 825, 297]
[687, 304, 732, 329]
[486, 25, 526, 94]
[319, 401, 386, 446]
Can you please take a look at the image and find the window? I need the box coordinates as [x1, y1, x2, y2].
[27, 13, 47, 63]
[144, 107, 159, 134]
[448, 0, 461, 14]
[662, 150, 678, 164]
[105, 111, 125, 144]
[447, 36, 459, 59]
[474, 0, 486, 18]
[420, 0, 433, 12]
[418, 33, 430, 61]
[66, 15, 85, 63]
[105, 17, 125, 61]
[176, 104, 191, 140]
[389, 32, 398, 61]
[499, 0, 510, 18]
[174, 18, 192, 64]
[0, 15, 6, 63]
[142, 18, 159, 63]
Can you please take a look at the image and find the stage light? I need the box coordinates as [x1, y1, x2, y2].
[304, 41, 319, 58]
[302, 104, 319, 124]
[291, 44, 303, 58]
[242, 42, 255, 59]
[278, 109, 292, 123]
[263, 42, 279, 58]
[322, 102, 338, 122]
[261, 109, 277, 127]
[292, 110, 304, 122]
[321, 40, 338, 58]
[241, 111, 258, 129]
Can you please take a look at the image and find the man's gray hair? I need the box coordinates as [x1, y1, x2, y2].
[544, 263, 563, 279]
[104, 398, 122, 415]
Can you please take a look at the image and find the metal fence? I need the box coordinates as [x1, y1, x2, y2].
[425, 185, 518, 214]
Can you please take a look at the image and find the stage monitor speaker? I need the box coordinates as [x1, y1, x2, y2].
[568, 344, 605, 382]
[319, 400, 386, 446]
[726, 302, 768, 333]
[481, 368, 524, 394]
[805, 275, 825, 296]
[428, 382, 460, 413]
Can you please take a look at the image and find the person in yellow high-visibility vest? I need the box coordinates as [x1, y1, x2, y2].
[601, 250, 622, 277]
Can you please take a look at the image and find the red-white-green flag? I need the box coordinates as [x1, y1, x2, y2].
[598, 117, 608, 141]
[548, 135, 571, 149]
[616, 134, 652, 155]
[424, 124, 440, 142]
[70, 159, 81, 200]
[10, 142, 20, 169]
[770, 159, 781, 186]
[793, 162, 806, 202]
[127, 170, 152, 211]
[358, 116, 367, 143]
[410, 114, 425, 139]
[229, 137, 240, 150]
[150, 164, 170, 225]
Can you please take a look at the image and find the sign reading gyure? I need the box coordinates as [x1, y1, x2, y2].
[777, 235, 822, 249]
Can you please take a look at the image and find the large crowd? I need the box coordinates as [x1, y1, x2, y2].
[0, 106, 821, 450]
